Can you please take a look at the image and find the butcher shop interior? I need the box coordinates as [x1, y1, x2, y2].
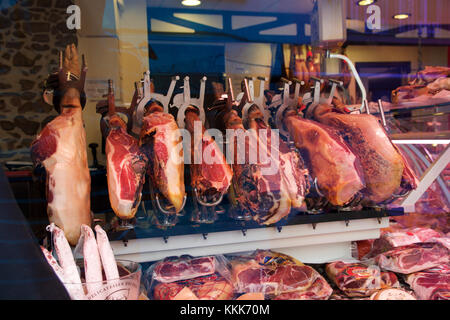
[0, 0, 449, 303]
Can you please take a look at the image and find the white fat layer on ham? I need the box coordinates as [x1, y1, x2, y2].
[39, 109, 91, 245]
[163, 122, 185, 212]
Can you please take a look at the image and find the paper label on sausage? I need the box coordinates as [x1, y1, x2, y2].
[85, 278, 140, 300]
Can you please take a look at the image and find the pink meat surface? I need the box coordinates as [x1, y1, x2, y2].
[153, 256, 216, 283]
[375, 243, 449, 274]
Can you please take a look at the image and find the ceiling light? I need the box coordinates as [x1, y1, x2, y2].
[357, 0, 376, 6]
[182, 0, 201, 6]
[393, 13, 411, 20]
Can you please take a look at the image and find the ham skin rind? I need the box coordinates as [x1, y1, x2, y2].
[284, 113, 364, 206]
[313, 105, 417, 204]
[31, 108, 91, 246]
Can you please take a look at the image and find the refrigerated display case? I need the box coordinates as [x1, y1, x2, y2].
[0, 0, 449, 301]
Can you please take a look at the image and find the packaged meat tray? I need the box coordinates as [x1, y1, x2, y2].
[325, 261, 400, 297]
[360, 227, 443, 260]
[405, 272, 450, 300]
[144, 255, 234, 300]
[230, 250, 333, 300]
[374, 242, 449, 274]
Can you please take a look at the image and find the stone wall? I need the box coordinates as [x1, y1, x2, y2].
[0, 0, 77, 166]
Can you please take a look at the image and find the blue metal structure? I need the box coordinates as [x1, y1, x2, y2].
[146, 7, 311, 44]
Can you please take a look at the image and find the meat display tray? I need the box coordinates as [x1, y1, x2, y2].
[106, 206, 404, 243]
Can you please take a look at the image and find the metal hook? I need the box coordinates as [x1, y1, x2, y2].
[175, 76, 207, 129]
[312, 223, 317, 230]
[345, 220, 350, 227]
[242, 229, 247, 237]
[327, 79, 343, 105]
[163, 236, 169, 244]
[194, 188, 224, 207]
[313, 178, 325, 197]
[364, 99, 370, 115]
[155, 193, 187, 215]
[377, 99, 388, 129]
[202, 233, 208, 240]
[310, 76, 324, 104]
[277, 226, 283, 233]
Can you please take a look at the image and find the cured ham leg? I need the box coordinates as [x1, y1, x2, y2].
[224, 109, 292, 224]
[283, 110, 364, 207]
[140, 103, 186, 214]
[312, 104, 418, 204]
[31, 44, 91, 246]
[31, 96, 91, 246]
[245, 105, 309, 222]
[184, 106, 232, 203]
[105, 80, 147, 220]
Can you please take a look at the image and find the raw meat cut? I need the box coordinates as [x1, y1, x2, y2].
[140, 103, 186, 213]
[363, 227, 443, 259]
[406, 272, 450, 300]
[184, 106, 233, 203]
[283, 109, 364, 206]
[375, 243, 449, 274]
[152, 274, 233, 300]
[311, 104, 418, 204]
[273, 276, 332, 300]
[231, 251, 332, 299]
[383, 227, 442, 247]
[392, 66, 450, 103]
[325, 261, 399, 297]
[369, 288, 416, 300]
[31, 98, 91, 246]
[414, 66, 450, 85]
[153, 256, 216, 283]
[105, 80, 147, 219]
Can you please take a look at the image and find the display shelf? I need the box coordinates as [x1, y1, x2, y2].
[108, 208, 401, 264]
[372, 100, 450, 115]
